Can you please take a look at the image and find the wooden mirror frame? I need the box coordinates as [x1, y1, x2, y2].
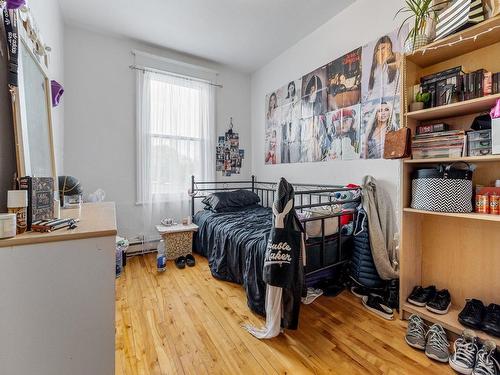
[10, 8, 57, 183]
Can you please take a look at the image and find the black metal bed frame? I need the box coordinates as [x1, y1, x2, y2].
[190, 175, 361, 276]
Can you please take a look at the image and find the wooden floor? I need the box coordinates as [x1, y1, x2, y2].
[115, 254, 454, 375]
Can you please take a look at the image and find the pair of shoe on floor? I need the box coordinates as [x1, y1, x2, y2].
[459, 299, 500, 338]
[351, 286, 395, 320]
[175, 254, 195, 269]
[405, 314, 450, 363]
[406, 314, 500, 374]
[449, 329, 499, 375]
[407, 285, 451, 315]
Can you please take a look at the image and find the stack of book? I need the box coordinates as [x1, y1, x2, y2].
[412, 126, 466, 159]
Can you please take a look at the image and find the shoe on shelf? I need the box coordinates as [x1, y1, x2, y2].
[351, 285, 372, 298]
[405, 314, 427, 350]
[472, 340, 499, 375]
[449, 329, 478, 375]
[425, 324, 450, 363]
[407, 285, 437, 307]
[175, 256, 186, 269]
[185, 253, 196, 267]
[482, 304, 500, 338]
[361, 294, 394, 320]
[459, 299, 486, 330]
[426, 289, 451, 315]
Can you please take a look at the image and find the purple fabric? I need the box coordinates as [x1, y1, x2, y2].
[51, 80, 64, 107]
[7, 0, 25, 9]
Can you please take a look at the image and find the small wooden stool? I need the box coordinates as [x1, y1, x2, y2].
[156, 223, 198, 260]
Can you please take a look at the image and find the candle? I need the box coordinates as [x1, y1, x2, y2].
[7, 190, 28, 234]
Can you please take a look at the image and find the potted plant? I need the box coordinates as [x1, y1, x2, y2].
[411, 92, 431, 111]
[396, 0, 448, 53]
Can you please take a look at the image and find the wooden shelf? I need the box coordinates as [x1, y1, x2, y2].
[406, 93, 500, 121]
[402, 303, 500, 346]
[403, 208, 500, 222]
[403, 154, 500, 164]
[406, 16, 500, 67]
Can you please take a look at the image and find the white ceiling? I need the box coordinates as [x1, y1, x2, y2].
[58, 0, 355, 73]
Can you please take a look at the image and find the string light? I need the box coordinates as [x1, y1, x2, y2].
[417, 25, 500, 55]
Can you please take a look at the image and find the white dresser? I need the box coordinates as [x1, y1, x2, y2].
[0, 202, 117, 375]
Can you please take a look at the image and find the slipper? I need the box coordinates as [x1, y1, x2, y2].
[185, 254, 195, 267]
[175, 256, 186, 269]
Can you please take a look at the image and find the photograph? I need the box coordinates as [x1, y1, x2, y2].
[361, 27, 406, 102]
[340, 104, 361, 160]
[327, 48, 362, 111]
[323, 110, 342, 161]
[301, 66, 327, 119]
[299, 117, 322, 163]
[265, 92, 280, 130]
[280, 117, 302, 164]
[278, 79, 302, 106]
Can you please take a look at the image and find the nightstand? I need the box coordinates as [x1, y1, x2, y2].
[155, 223, 198, 260]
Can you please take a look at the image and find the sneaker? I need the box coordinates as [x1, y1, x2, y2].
[482, 304, 500, 338]
[425, 324, 450, 363]
[449, 329, 478, 374]
[459, 299, 486, 330]
[426, 289, 451, 315]
[351, 285, 372, 298]
[472, 340, 499, 375]
[405, 314, 427, 350]
[407, 285, 436, 307]
[385, 279, 399, 310]
[361, 294, 394, 320]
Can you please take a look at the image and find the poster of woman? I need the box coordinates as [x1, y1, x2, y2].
[265, 92, 280, 130]
[327, 48, 362, 111]
[361, 28, 406, 102]
[281, 117, 302, 164]
[279, 79, 302, 106]
[265, 128, 280, 165]
[323, 110, 342, 161]
[301, 67, 327, 119]
[360, 98, 398, 159]
[340, 105, 361, 160]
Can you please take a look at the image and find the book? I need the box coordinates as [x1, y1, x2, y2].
[416, 123, 449, 135]
[19, 177, 54, 230]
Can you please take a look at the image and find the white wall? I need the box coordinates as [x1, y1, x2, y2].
[250, 0, 405, 203]
[64, 26, 251, 238]
[29, 0, 65, 173]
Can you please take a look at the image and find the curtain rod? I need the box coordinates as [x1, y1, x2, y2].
[129, 65, 223, 88]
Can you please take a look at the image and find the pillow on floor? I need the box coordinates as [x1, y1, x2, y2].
[202, 190, 260, 212]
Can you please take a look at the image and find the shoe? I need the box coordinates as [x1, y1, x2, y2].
[459, 299, 486, 330]
[472, 340, 499, 375]
[385, 279, 399, 311]
[175, 256, 186, 269]
[407, 285, 436, 307]
[449, 329, 478, 374]
[361, 294, 394, 320]
[351, 285, 372, 298]
[185, 254, 196, 267]
[405, 314, 427, 350]
[425, 324, 449, 363]
[426, 289, 451, 315]
[482, 304, 500, 338]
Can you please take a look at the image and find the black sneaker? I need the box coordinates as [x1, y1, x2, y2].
[472, 340, 499, 375]
[407, 285, 436, 307]
[385, 279, 399, 311]
[459, 299, 486, 330]
[361, 294, 394, 320]
[426, 289, 451, 315]
[482, 304, 500, 338]
[351, 286, 372, 298]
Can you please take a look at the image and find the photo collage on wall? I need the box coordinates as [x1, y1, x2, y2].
[265, 27, 406, 164]
[217, 130, 244, 177]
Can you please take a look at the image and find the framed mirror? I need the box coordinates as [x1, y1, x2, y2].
[10, 9, 57, 182]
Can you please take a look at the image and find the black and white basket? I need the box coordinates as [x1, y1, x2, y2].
[411, 162, 473, 213]
[435, 0, 485, 40]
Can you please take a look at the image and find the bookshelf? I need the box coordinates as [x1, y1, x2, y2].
[399, 16, 500, 341]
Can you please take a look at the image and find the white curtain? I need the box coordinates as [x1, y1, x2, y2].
[137, 69, 215, 240]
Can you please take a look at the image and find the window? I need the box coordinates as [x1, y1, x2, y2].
[137, 69, 215, 204]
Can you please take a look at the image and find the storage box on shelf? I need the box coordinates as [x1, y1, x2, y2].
[399, 16, 500, 341]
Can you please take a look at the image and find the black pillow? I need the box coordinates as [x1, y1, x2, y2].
[202, 190, 260, 212]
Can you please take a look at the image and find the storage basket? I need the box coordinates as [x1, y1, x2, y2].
[435, 0, 485, 40]
[411, 162, 473, 213]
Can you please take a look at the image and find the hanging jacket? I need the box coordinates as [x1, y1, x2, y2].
[351, 208, 384, 288]
[361, 175, 399, 280]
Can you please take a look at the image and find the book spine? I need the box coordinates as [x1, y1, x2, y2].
[19, 176, 33, 230]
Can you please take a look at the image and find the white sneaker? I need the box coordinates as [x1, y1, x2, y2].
[472, 340, 499, 375]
